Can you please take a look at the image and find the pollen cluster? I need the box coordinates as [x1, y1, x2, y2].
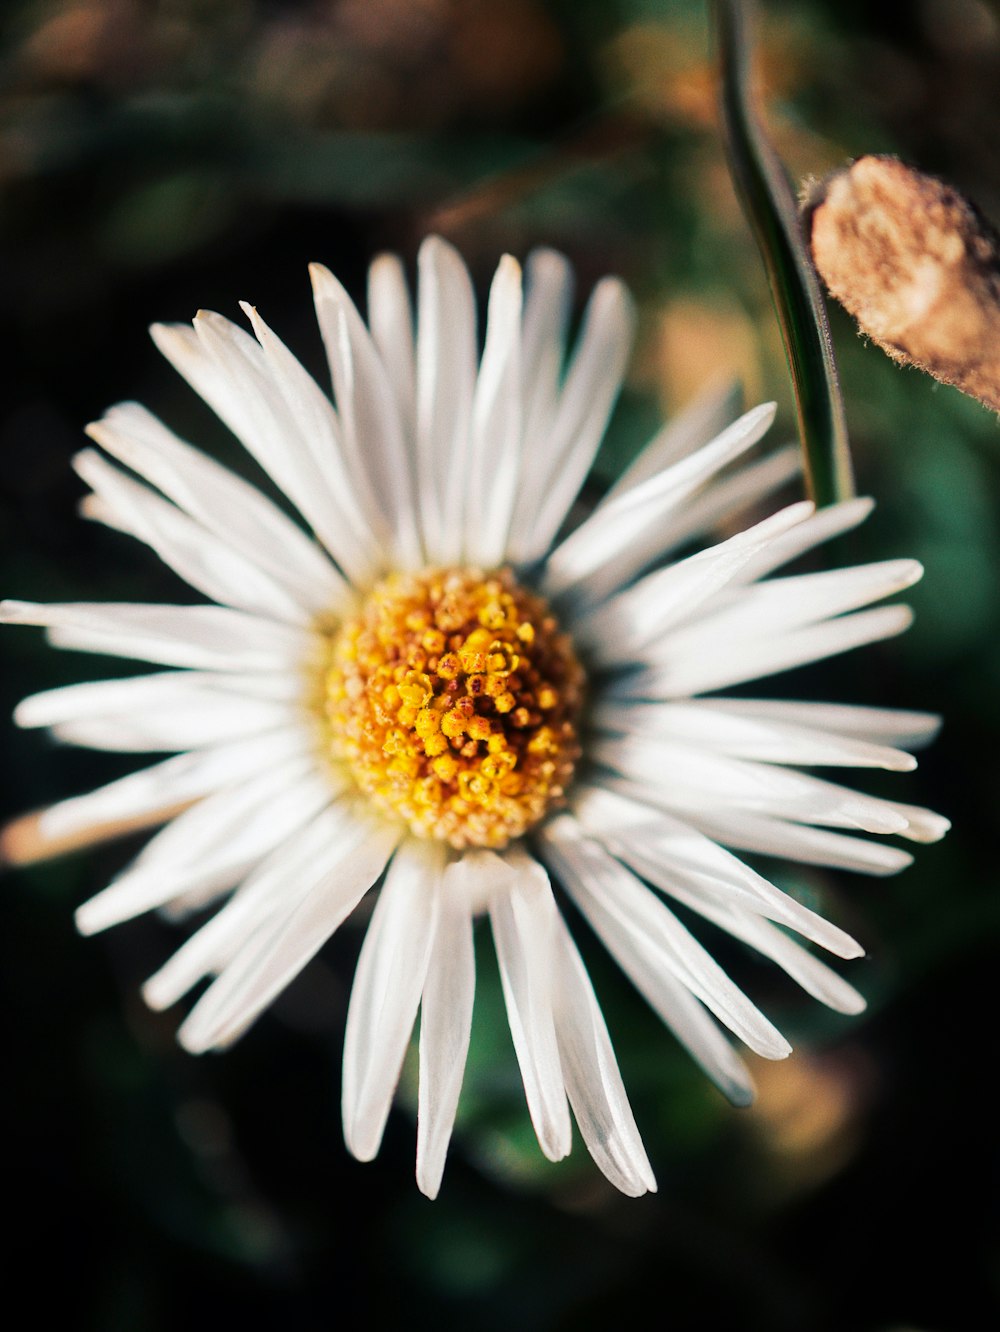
[320, 568, 585, 848]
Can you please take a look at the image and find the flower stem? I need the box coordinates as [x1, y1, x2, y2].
[713, 0, 853, 506]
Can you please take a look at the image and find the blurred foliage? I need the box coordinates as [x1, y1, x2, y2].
[2, 1, 999, 1329]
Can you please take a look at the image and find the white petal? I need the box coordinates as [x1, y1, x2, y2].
[548, 815, 757, 1105]
[487, 849, 572, 1162]
[591, 736, 914, 836]
[880, 802, 950, 844]
[49, 704, 291, 754]
[519, 248, 574, 455]
[590, 699, 918, 771]
[549, 906, 656, 1196]
[40, 728, 309, 843]
[668, 559, 923, 654]
[415, 858, 476, 1200]
[142, 802, 360, 1010]
[1, 599, 312, 673]
[367, 253, 417, 440]
[239, 301, 387, 585]
[149, 319, 259, 454]
[15, 670, 300, 731]
[643, 966, 757, 1106]
[605, 378, 744, 499]
[573, 783, 863, 957]
[86, 402, 344, 613]
[540, 816, 791, 1059]
[464, 255, 523, 567]
[32, 679, 297, 754]
[733, 495, 875, 584]
[614, 603, 915, 698]
[685, 806, 916, 876]
[507, 278, 635, 565]
[342, 840, 446, 1162]
[650, 445, 802, 557]
[572, 501, 816, 661]
[74, 448, 310, 624]
[73, 759, 328, 934]
[154, 315, 366, 583]
[542, 402, 777, 605]
[309, 266, 424, 569]
[125, 755, 332, 885]
[178, 819, 400, 1052]
[188, 309, 360, 545]
[701, 698, 942, 750]
[415, 236, 477, 564]
[663, 885, 866, 1016]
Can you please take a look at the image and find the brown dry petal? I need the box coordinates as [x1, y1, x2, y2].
[0, 800, 194, 867]
[807, 154, 1000, 411]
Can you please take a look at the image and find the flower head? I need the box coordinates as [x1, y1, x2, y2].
[2, 237, 947, 1198]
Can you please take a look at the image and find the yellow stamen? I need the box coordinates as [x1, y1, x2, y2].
[317, 567, 584, 849]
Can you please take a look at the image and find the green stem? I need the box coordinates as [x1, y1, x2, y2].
[713, 0, 853, 506]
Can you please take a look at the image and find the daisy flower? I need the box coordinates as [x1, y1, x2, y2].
[2, 238, 947, 1199]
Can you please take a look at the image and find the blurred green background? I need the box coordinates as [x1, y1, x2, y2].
[1, 1, 997, 1327]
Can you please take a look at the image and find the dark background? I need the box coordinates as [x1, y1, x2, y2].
[2, 2, 997, 1328]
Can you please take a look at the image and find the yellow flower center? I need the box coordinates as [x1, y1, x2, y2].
[319, 568, 585, 848]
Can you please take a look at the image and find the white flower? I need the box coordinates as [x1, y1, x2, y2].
[2, 238, 947, 1199]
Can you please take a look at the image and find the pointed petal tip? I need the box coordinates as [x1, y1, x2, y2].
[140, 977, 171, 1012]
[342, 1121, 380, 1164]
[853, 807, 911, 836]
[11, 699, 35, 729]
[415, 1165, 443, 1202]
[876, 750, 919, 773]
[417, 234, 453, 263]
[872, 848, 914, 877]
[613, 1173, 656, 1199]
[176, 1023, 211, 1056]
[148, 320, 184, 344]
[906, 811, 951, 843]
[74, 891, 131, 937]
[897, 558, 924, 589]
[727, 1084, 756, 1109]
[759, 1033, 794, 1062]
[192, 308, 231, 336]
[73, 902, 104, 936]
[539, 1137, 573, 1164]
[308, 261, 342, 298]
[526, 245, 570, 276]
[627, 1154, 659, 1197]
[70, 446, 100, 475]
[591, 274, 636, 321]
[813, 919, 866, 960]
